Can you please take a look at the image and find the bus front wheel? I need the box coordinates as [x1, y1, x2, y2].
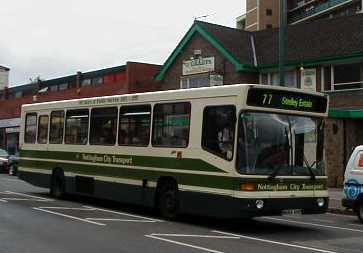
[50, 170, 65, 199]
[157, 180, 179, 220]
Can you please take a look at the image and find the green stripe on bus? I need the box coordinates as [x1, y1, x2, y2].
[20, 150, 225, 173]
[19, 159, 327, 191]
[19, 159, 237, 190]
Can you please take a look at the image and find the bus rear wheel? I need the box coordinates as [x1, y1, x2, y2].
[157, 181, 179, 220]
[50, 170, 65, 199]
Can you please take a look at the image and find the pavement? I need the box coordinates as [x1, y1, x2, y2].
[328, 187, 354, 215]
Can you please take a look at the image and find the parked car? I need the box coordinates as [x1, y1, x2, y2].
[0, 149, 18, 175]
[0, 149, 10, 173]
[343, 145, 363, 223]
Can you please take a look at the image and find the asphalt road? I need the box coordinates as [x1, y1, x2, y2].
[0, 173, 362, 253]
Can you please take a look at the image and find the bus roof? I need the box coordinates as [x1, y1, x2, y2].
[21, 84, 327, 112]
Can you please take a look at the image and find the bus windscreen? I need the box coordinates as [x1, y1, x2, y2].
[247, 88, 327, 113]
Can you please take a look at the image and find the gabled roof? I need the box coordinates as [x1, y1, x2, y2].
[155, 21, 258, 81]
[156, 14, 363, 80]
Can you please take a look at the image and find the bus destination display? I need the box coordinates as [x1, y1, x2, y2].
[247, 88, 327, 113]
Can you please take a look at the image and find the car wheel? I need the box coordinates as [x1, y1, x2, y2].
[50, 171, 65, 199]
[158, 181, 179, 220]
[357, 200, 363, 223]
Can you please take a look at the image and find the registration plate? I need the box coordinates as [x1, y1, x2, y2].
[282, 209, 302, 215]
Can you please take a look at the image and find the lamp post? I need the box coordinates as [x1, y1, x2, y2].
[279, 0, 286, 86]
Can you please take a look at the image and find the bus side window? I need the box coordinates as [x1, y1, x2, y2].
[65, 109, 89, 145]
[25, 113, 37, 144]
[152, 102, 191, 148]
[202, 105, 236, 160]
[119, 105, 151, 146]
[49, 111, 65, 144]
[37, 115, 49, 144]
[90, 107, 118, 145]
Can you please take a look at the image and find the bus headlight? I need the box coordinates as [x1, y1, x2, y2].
[316, 198, 325, 207]
[256, 199, 264, 209]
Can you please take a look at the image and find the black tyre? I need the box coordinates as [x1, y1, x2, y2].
[158, 181, 179, 219]
[50, 170, 65, 199]
[357, 200, 363, 224]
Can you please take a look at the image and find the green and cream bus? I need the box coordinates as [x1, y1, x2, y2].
[19, 84, 329, 219]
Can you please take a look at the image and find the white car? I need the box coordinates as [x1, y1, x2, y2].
[343, 145, 363, 223]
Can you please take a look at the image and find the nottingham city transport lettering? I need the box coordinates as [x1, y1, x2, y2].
[257, 183, 326, 191]
[79, 153, 133, 166]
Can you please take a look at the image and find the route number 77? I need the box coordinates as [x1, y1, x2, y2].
[262, 93, 273, 105]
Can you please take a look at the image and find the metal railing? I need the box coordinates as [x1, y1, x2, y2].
[288, 0, 352, 23]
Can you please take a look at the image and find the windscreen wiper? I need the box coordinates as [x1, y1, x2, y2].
[268, 165, 281, 180]
[303, 155, 316, 181]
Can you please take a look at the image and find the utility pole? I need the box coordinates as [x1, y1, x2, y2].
[279, 0, 286, 86]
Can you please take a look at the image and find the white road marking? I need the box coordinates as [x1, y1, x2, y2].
[311, 219, 335, 224]
[145, 234, 225, 253]
[33, 207, 106, 226]
[83, 205, 163, 222]
[213, 230, 337, 253]
[2, 178, 20, 182]
[1, 198, 51, 201]
[262, 217, 363, 233]
[86, 218, 156, 223]
[0, 199, 7, 202]
[348, 223, 363, 227]
[4, 191, 53, 201]
[327, 213, 354, 217]
[148, 233, 240, 239]
[37, 206, 97, 211]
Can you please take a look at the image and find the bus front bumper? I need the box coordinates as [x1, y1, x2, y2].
[235, 197, 329, 217]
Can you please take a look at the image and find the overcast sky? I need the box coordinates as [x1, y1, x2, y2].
[1, 1, 245, 86]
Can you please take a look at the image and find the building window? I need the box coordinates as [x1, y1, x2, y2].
[90, 107, 118, 145]
[49, 111, 64, 144]
[65, 109, 89, 145]
[58, 83, 68, 91]
[270, 71, 297, 88]
[37, 115, 49, 144]
[92, 77, 103, 85]
[152, 102, 191, 148]
[333, 63, 362, 90]
[202, 106, 236, 160]
[49, 85, 58, 92]
[81, 79, 91, 86]
[266, 9, 272, 16]
[25, 113, 37, 144]
[119, 105, 151, 146]
[181, 74, 210, 89]
[14, 91, 23, 98]
[266, 24, 273, 29]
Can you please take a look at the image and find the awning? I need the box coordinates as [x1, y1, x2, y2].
[329, 108, 363, 118]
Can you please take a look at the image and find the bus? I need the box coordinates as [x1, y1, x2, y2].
[18, 84, 329, 219]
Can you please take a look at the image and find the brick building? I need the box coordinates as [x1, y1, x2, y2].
[237, 0, 363, 31]
[155, 15, 363, 186]
[0, 62, 160, 154]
